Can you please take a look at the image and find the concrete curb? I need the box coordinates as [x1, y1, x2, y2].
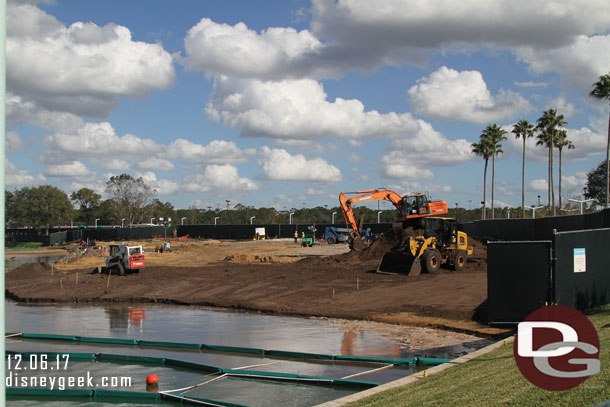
[316, 336, 515, 406]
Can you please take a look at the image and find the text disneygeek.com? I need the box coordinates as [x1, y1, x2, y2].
[6, 354, 132, 390]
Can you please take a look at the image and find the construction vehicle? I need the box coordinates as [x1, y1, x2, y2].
[339, 189, 448, 250]
[301, 225, 318, 247]
[103, 244, 145, 275]
[324, 227, 352, 244]
[377, 217, 473, 275]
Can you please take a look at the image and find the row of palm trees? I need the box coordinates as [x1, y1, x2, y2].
[472, 73, 610, 220]
[472, 109, 573, 220]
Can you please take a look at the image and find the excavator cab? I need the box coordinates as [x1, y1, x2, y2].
[402, 194, 429, 217]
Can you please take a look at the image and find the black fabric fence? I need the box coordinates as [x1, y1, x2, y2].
[553, 228, 610, 311]
[487, 241, 552, 323]
[487, 227, 610, 323]
[461, 208, 610, 242]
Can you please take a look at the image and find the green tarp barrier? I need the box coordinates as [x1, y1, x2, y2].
[10, 332, 452, 367]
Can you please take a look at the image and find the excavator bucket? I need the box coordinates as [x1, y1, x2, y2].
[350, 236, 369, 251]
[376, 250, 421, 275]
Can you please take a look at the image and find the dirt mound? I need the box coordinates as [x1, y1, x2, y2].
[224, 254, 275, 263]
[7, 262, 52, 280]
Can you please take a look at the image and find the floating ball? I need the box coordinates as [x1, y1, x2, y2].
[146, 374, 159, 385]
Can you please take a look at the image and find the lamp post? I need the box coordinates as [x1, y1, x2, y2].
[289, 212, 294, 224]
[121, 218, 126, 228]
[95, 218, 100, 228]
[455, 203, 458, 222]
[537, 195, 541, 206]
[225, 200, 231, 212]
[151, 218, 155, 225]
[331, 212, 337, 224]
[568, 198, 595, 214]
[250, 216, 256, 224]
[181, 217, 186, 225]
[524, 205, 544, 219]
[377, 211, 382, 223]
[214, 216, 219, 225]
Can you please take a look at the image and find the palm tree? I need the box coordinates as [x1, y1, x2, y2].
[512, 120, 535, 218]
[536, 109, 567, 216]
[554, 130, 575, 210]
[589, 73, 610, 208]
[483, 124, 508, 219]
[471, 135, 493, 220]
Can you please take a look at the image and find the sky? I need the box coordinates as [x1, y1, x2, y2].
[5, 0, 610, 212]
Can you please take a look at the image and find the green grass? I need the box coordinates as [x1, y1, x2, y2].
[352, 309, 610, 407]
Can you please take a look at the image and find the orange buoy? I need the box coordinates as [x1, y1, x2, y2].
[146, 374, 159, 385]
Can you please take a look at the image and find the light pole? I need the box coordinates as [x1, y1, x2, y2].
[568, 198, 595, 214]
[250, 216, 256, 224]
[121, 218, 126, 228]
[214, 216, 219, 225]
[225, 200, 231, 212]
[455, 203, 458, 222]
[524, 205, 544, 219]
[289, 212, 294, 224]
[151, 218, 155, 225]
[181, 217, 186, 225]
[377, 211, 382, 223]
[537, 195, 541, 206]
[468, 200, 472, 210]
[331, 211, 337, 224]
[95, 218, 100, 228]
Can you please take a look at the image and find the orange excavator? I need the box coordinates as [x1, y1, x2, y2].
[339, 189, 448, 250]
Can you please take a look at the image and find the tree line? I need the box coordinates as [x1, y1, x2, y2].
[471, 72, 610, 219]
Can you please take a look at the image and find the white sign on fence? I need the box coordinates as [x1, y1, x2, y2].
[573, 248, 586, 273]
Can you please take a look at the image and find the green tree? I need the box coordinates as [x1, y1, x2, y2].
[482, 124, 507, 219]
[554, 130, 575, 209]
[70, 188, 101, 225]
[589, 73, 610, 208]
[536, 109, 567, 216]
[147, 199, 176, 224]
[471, 135, 493, 220]
[105, 174, 156, 226]
[512, 120, 535, 218]
[6, 186, 73, 233]
[586, 160, 608, 206]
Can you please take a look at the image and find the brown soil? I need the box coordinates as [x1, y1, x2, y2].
[6, 234, 509, 337]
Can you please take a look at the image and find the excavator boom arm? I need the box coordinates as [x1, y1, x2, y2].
[339, 189, 404, 237]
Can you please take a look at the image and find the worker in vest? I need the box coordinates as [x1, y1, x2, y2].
[294, 230, 298, 243]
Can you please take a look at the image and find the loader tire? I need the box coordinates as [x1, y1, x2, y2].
[453, 250, 467, 272]
[423, 249, 441, 273]
[118, 263, 125, 276]
[327, 236, 336, 245]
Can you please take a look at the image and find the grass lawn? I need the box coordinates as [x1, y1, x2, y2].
[352, 308, 610, 407]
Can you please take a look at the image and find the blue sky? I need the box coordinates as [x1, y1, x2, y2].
[5, 0, 610, 211]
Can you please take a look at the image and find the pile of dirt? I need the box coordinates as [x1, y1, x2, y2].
[224, 254, 275, 263]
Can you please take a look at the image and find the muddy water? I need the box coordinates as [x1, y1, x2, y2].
[5, 302, 493, 406]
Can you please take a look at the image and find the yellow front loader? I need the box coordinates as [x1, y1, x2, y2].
[377, 217, 473, 275]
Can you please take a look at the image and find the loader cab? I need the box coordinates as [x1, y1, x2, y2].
[424, 217, 457, 248]
[109, 244, 122, 257]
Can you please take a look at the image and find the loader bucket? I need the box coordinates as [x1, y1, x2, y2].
[349, 237, 369, 251]
[376, 250, 421, 275]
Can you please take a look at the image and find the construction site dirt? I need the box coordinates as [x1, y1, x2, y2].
[6, 232, 509, 338]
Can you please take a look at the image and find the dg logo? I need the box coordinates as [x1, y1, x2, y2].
[514, 305, 600, 391]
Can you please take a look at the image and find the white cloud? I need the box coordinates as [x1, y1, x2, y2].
[306, 188, 324, 196]
[135, 171, 180, 196]
[136, 158, 176, 172]
[387, 181, 456, 196]
[381, 120, 473, 181]
[182, 18, 326, 80]
[44, 122, 163, 163]
[312, 0, 610, 50]
[514, 34, 610, 89]
[561, 171, 589, 198]
[548, 96, 580, 118]
[182, 164, 258, 193]
[207, 76, 422, 140]
[166, 139, 256, 164]
[5, 159, 46, 187]
[348, 153, 362, 163]
[6, 3, 175, 118]
[408, 67, 531, 123]
[44, 161, 96, 180]
[6, 131, 26, 153]
[6, 92, 85, 133]
[514, 81, 548, 88]
[528, 179, 548, 192]
[258, 146, 342, 182]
